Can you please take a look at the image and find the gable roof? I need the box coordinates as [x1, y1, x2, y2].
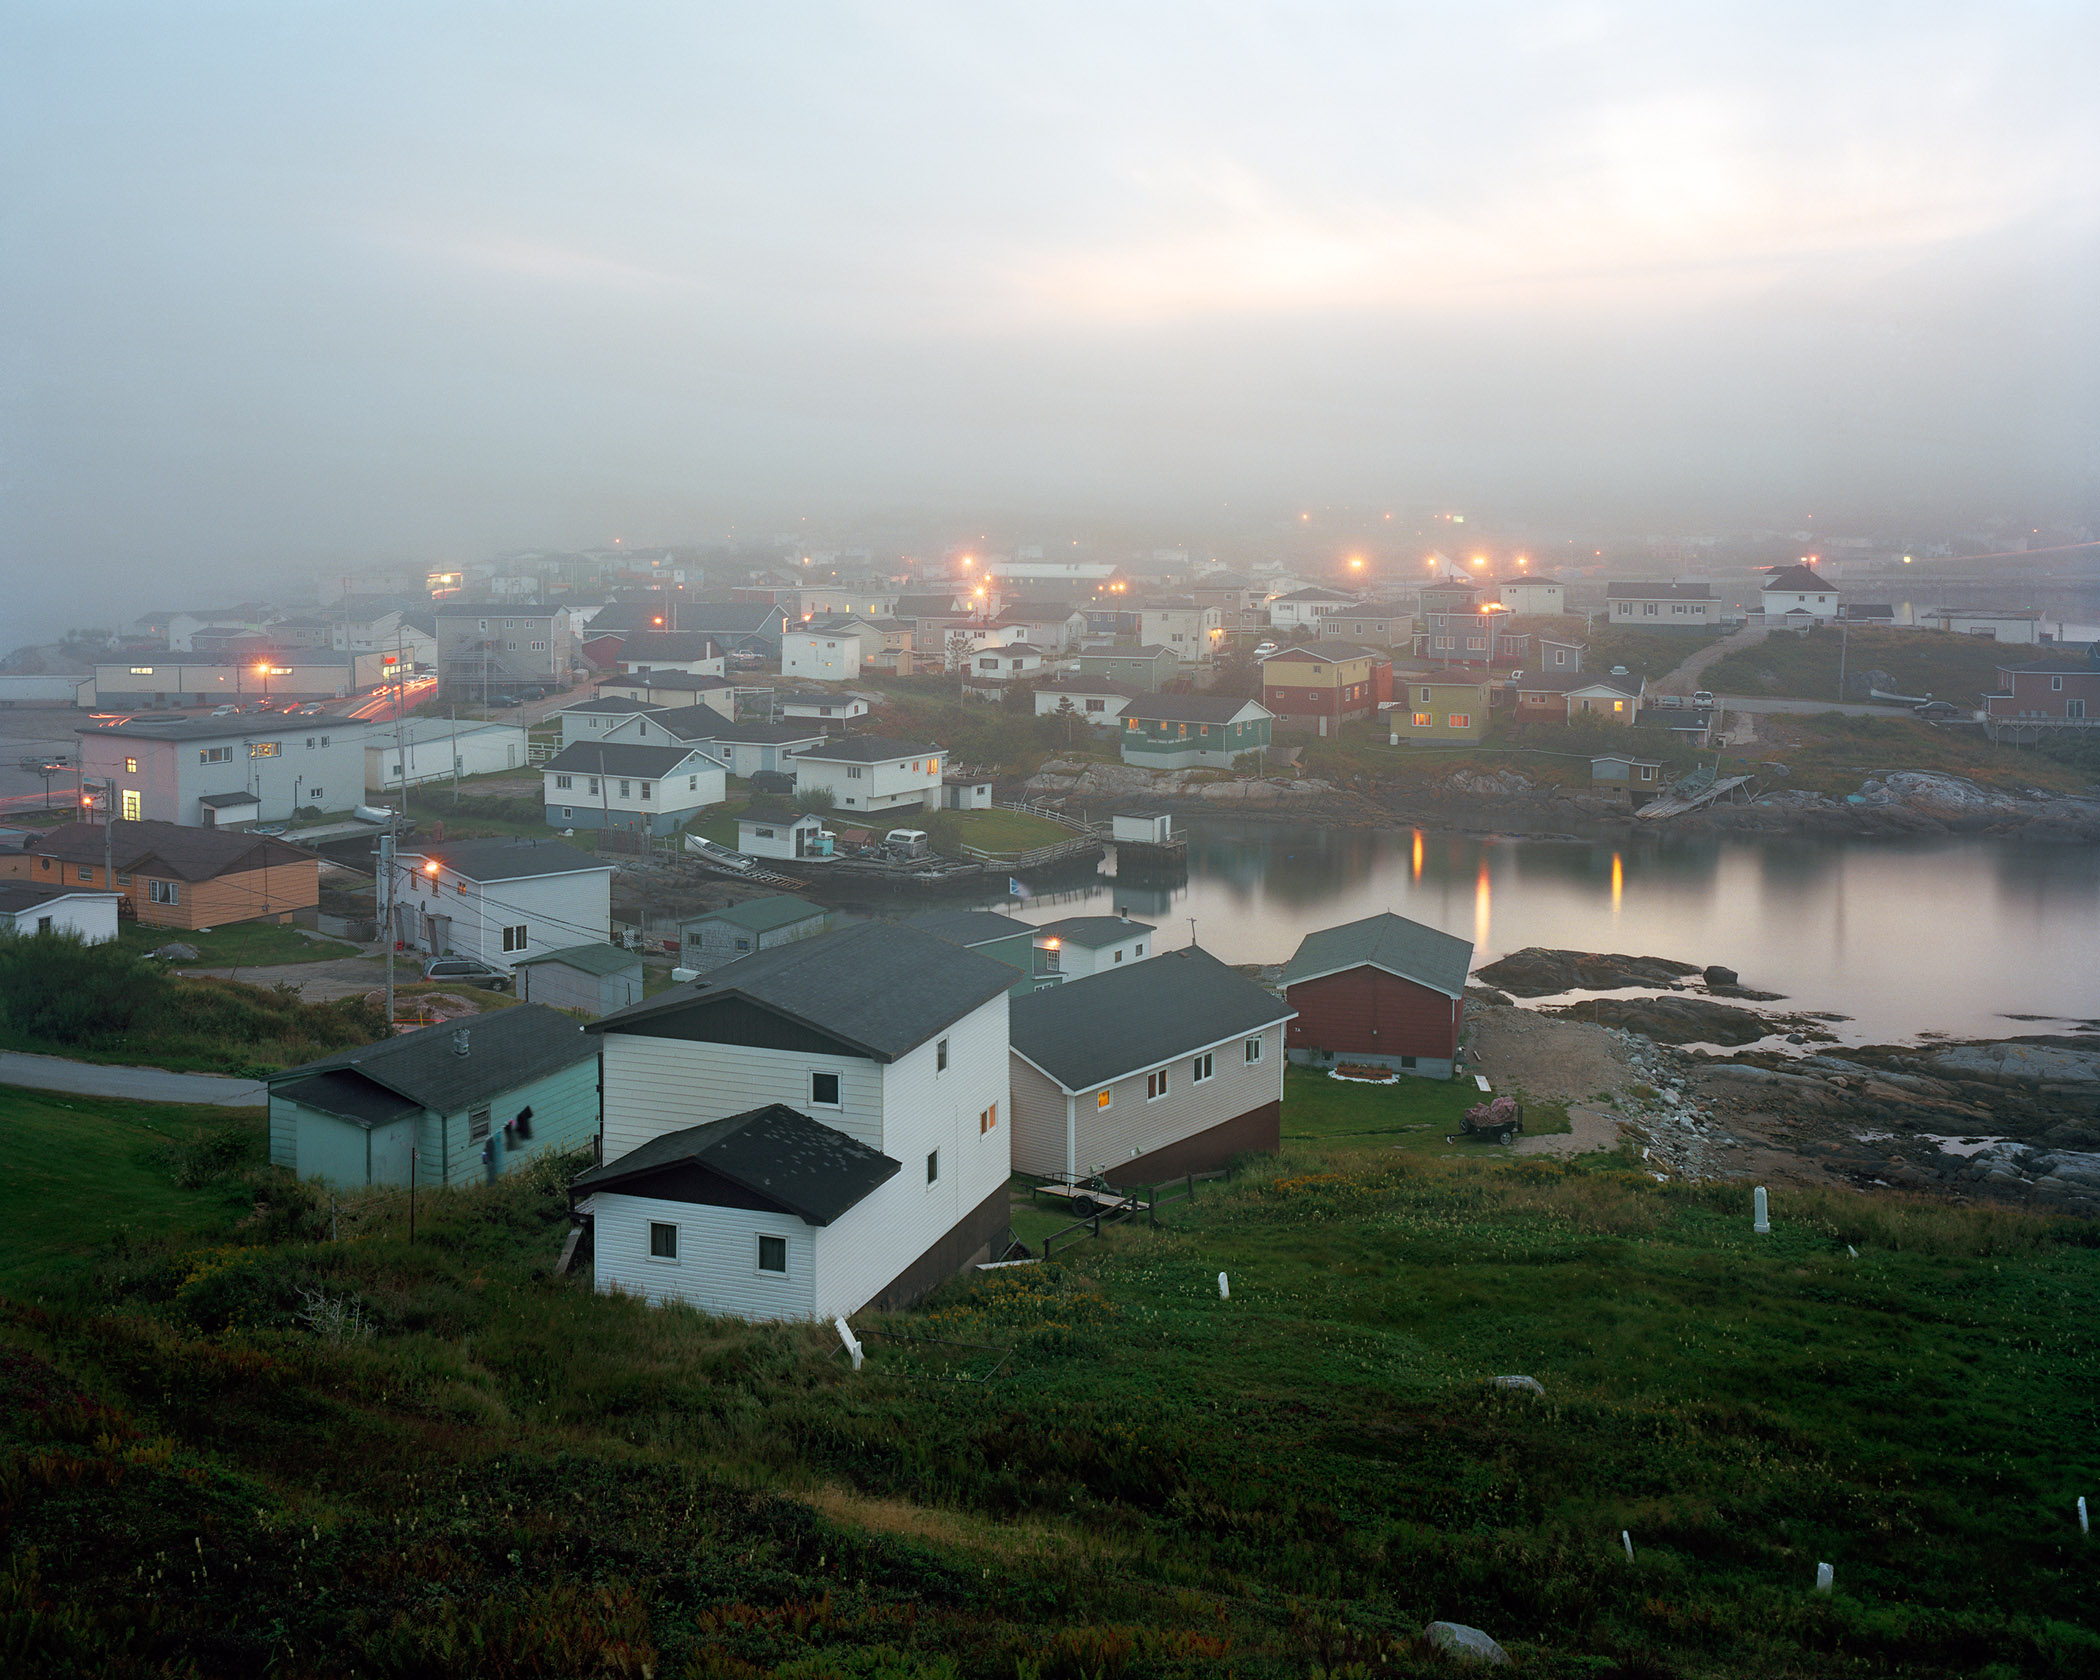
[683, 894, 828, 934]
[568, 697, 668, 717]
[0, 882, 119, 913]
[591, 921, 1015, 1061]
[399, 837, 609, 883]
[1274, 586, 1355, 603]
[683, 717, 829, 745]
[79, 711, 360, 743]
[1565, 675, 1645, 698]
[1122, 695, 1270, 725]
[510, 941, 641, 976]
[1277, 912, 1474, 1000]
[1009, 947, 1295, 1092]
[23, 819, 313, 882]
[792, 735, 939, 764]
[1605, 581, 1715, 601]
[542, 741, 719, 777]
[1761, 564, 1834, 593]
[1033, 914, 1155, 948]
[893, 593, 964, 618]
[905, 907, 1033, 948]
[600, 671, 737, 694]
[570, 1104, 900, 1227]
[617, 631, 722, 663]
[1082, 644, 1176, 661]
[267, 1003, 597, 1115]
[1035, 675, 1139, 698]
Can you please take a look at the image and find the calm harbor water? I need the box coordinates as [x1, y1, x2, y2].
[970, 819, 2100, 1045]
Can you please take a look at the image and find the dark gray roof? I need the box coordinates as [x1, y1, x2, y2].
[197, 791, 261, 808]
[682, 718, 828, 745]
[510, 941, 642, 976]
[893, 593, 963, 618]
[267, 1003, 597, 1114]
[1275, 586, 1354, 602]
[25, 819, 312, 881]
[1036, 675, 1139, 697]
[1009, 947, 1295, 1091]
[0, 882, 116, 913]
[1033, 915, 1155, 947]
[571, 1104, 899, 1226]
[1566, 675, 1645, 698]
[1121, 695, 1268, 725]
[1761, 565, 1832, 592]
[906, 908, 1033, 948]
[616, 631, 722, 662]
[570, 696, 670, 716]
[603, 671, 736, 692]
[792, 735, 939, 763]
[543, 741, 719, 777]
[1605, 581, 1715, 601]
[682, 894, 828, 934]
[592, 921, 1015, 1060]
[273, 1069, 424, 1129]
[399, 837, 609, 882]
[1277, 912, 1474, 1000]
[79, 712, 360, 742]
[1082, 645, 1176, 661]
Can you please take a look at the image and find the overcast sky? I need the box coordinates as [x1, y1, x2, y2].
[4, 3, 2097, 635]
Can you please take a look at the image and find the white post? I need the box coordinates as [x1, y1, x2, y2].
[2080, 1495, 2090, 1537]
[1753, 1185, 1770, 1235]
[1815, 1562, 1833, 1594]
[834, 1315, 863, 1371]
[1621, 1531, 1634, 1562]
[1217, 1271, 1230, 1300]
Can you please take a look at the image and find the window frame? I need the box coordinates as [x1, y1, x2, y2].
[1244, 1035, 1263, 1064]
[1146, 1068, 1170, 1101]
[809, 1069, 842, 1108]
[648, 1221, 680, 1263]
[1193, 1051, 1214, 1082]
[756, 1233, 789, 1276]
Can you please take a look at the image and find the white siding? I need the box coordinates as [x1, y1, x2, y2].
[396, 860, 612, 970]
[7, 893, 119, 943]
[594, 1190, 816, 1320]
[1055, 935, 1150, 978]
[783, 633, 863, 680]
[600, 1033, 884, 1159]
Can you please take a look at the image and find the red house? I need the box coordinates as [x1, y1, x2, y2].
[1983, 662, 2098, 736]
[1278, 911, 1474, 1078]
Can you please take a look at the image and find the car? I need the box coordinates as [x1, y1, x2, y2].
[1252, 641, 1279, 659]
[1692, 689, 1714, 707]
[489, 694, 523, 708]
[421, 955, 512, 991]
[1611, 665, 1632, 676]
[248, 823, 288, 836]
[1913, 699, 1961, 719]
[211, 704, 240, 716]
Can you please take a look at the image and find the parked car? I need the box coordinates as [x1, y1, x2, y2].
[210, 704, 240, 716]
[1913, 699, 1961, 719]
[1252, 641, 1279, 659]
[489, 694, 523, 708]
[1692, 689, 1714, 707]
[421, 955, 512, 991]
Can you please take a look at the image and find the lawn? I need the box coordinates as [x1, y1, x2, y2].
[1703, 623, 2070, 709]
[1580, 622, 1733, 682]
[1753, 711, 2094, 797]
[940, 807, 1071, 852]
[117, 920, 359, 967]
[5, 1068, 2095, 1675]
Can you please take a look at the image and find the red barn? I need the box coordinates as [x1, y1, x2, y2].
[1278, 911, 1474, 1078]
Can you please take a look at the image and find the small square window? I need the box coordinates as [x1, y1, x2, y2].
[979, 1102, 997, 1134]
[649, 1222, 678, 1260]
[1244, 1036, 1263, 1063]
[1096, 1089, 1112, 1109]
[757, 1235, 788, 1274]
[810, 1070, 841, 1107]
[925, 1149, 940, 1185]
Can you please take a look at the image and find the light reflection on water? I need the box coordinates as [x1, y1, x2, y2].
[971, 818, 2100, 1043]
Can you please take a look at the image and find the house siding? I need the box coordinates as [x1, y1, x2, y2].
[7, 854, 320, 930]
[593, 1190, 817, 1320]
[600, 1034, 885, 1158]
[394, 860, 612, 970]
[1286, 968, 1463, 1069]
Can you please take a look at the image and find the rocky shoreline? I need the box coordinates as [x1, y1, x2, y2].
[1023, 758, 2100, 843]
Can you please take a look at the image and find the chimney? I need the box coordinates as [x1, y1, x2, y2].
[453, 1028, 470, 1057]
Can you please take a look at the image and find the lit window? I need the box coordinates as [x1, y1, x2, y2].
[1412, 711, 1433, 727]
[1096, 1089, 1112, 1109]
[1448, 714, 1471, 728]
[124, 756, 138, 774]
[978, 1103, 996, 1134]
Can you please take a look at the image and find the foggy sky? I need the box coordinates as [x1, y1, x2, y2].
[4, 3, 2098, 638]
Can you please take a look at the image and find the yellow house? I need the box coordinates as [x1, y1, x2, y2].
[1565, 676, 1644, 723]
[1389, 680, 1488, 743]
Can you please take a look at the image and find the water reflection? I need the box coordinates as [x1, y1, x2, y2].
[952, 819, 2100, 1042]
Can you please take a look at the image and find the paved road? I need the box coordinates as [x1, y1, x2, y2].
[1712, 696, 1914, 717]
[0, 1050, 266, 1107]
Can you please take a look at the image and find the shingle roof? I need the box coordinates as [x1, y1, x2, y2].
[571, 697, 669, 716]
[683, 894, 828, 935]
[1121, 695, 1269, 725]
[197, 791, 261, 808]
[0, 882, 116, 913]
[510, 941, 641, 976]
[592, 921, 1015, 1061]
[603, 671, 736, 693]
[268, 1003, 597, 1114]
[24, 819, 313, 882]
[1605, 581, 1715, 601]
[905, 908, 1033, 947]
[617, 631, 722, 662]
[1009, 947, 1295, 1091]
[1035, 676, 1139, 697]
[1083, 645, 1176, 661]
[1761, 565, 1833, 592]
[791, 735, 939, 763]
[272, 1069, 425, 1129]
[1277, 912, 1474, 999]
[79, 712, 361, 742]
[1275, 586, 1354, 602]
[1033, 915, 1155, 948]
[1565, 675, 1645, 698]
[542, 741, 719, 777]
[681, 718, 829, 745]
[399, 837, 609, 882]
[570, 1104, 900, 1226]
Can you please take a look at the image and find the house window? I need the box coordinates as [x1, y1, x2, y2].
[846, 766, 863, 779]
[936, 1037, 949, 1072]
[36, 916, 51, 935]
[757, 1235, 788, 1275]
[531, 640, 547, 652]
[1401, 1055, 1418, 1069]
[2052, 676, 2064, 692]
[979, 1102, 997, 1134]
[555, 774, 573, 789]
[1448, 714, 1471, 728]
[77, 864, 93, 882]
[1193, 1052, 1214, 1082]
[926, 1149, 940, 1184]
[810, 1070, 841, 1108]
[1613, 701, 1625, 713]
[501, 924, 529, 951]
[250, 741, 279, 758]
[200, 746, 231, 764]
[121, 789, 141, 821]
[688, 775, 698, 791]
[1096, 1089, 1112, 1109]
[561, 807, 573, 819]
[648, 1222, 679, 1261]
[469, 1106, 491, 1143]
[638, 782, 652, 800]
[1412, 711, 1433, 727]
[618, 780, 631, 798]
[1245, 1036, 1263, 1063]
[1146, 1069, 1170, 1100]
[588, 778, 599, 796]
[319, 735, 329, 747]
[149, 879, 179, 905]
[1420, 688, 1432, 703]
[124, 756, 138, 774]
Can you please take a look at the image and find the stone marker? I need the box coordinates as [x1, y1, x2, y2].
[1494, 1374, 1545, 1396]
[1754, 1185, 1771, 1235]
[1424, 1622, 1509, 1666]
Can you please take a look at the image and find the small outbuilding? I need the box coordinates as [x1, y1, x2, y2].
[512, 942, 645, 1017]
[941, 774, 994, 810]
[1110, 811, 1173, 846]
[735, 803, 830, 860]
[1031, 913, 1154, 980]
[267, 1004, 599, 1189]
[1278, 911, 1473, 1078]
[0, 882, 121, 943]
[677, 894, 832, 973]
[1590, 753, 1663, 787]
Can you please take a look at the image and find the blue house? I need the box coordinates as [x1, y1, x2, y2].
[267, 1004, 600, 1189]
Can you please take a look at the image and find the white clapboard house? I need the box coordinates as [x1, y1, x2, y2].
[543, 741, 728, 835]
[572, 922, 1017, 1321]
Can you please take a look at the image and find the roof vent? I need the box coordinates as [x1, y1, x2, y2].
[452, 1028, 470, 1057]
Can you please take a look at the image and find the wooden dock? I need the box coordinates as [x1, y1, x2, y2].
[1636, 774, 1756, 821]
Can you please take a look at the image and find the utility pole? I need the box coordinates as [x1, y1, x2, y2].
[1837, 621, 1848, 703]
[380, 826, 396, 1031]
[450, 709, 460, 804]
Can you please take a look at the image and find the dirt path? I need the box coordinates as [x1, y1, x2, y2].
[182, 954, 389, 1002]
[1654, 620, 1768, 695]
[1465, 1004, 1638, 1104]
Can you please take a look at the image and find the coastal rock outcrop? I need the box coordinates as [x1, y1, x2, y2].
[1546, 995, 1779, 1045]
[1474, 947, 1702, 997]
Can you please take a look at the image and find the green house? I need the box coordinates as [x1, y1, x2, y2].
[1078, 645, 1180, 693]
[267, 1003, 599, 1189]
[1391, 679, 1489, 743]
[1119, 696, 1274, 769]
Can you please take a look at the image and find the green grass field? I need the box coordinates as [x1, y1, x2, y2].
[2, 1066, 2094, 1676]
[1703, 624, 2069, 710]
[117, 921, 359, 967]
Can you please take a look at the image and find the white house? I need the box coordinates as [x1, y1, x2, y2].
[782, 627, 865, 681]
[392, 837, 612, 971]
[792, 737, 942, 813]
[1760, 564, 1838, 627]
[778, 693, 870, 727]
[970, 645, 1046, 685]
[1917, 607, 2037, 643]
[77, 711, 367, 827]
[1030, 913, 1155, 980]
[1497, 576, 1565, 616]
[592, 673, 740, 716]
[1605, 581, 1720, 625]
[614, 631, 725, 677]
[364, 718, 528, 793]
[574, 922, 1018, 1320]
[1138, 598, 1223, 663]
[1265, 587, 1356, 634]
[559, 697, 670, 747]
[543, 741, 727, 835]
[1007, 946, 1294, 1183]
[0, 882, 120, 943]
[1033, 678, 1137, 725]
[677, 719, 827, 779]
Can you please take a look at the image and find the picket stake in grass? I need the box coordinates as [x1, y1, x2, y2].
[1217, 1271, 1230, 1300]
[835, 1316, 863, 1371]
[2080, 1496, 2089, 1537]
[1753, 1185, 1771, 1235]
[1622, 1530, 1634, 1563]
[1816, 1562, 1833, 1594]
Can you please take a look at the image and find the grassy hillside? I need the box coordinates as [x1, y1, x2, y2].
[2, 1074, 2095, 1677]
[1703, 625, 2072, 708]
[1579, 624, 1731, 683]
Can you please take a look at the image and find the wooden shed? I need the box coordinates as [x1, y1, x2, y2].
[1277, 911, 1474, 1078]
[513, 942, 645, 1017]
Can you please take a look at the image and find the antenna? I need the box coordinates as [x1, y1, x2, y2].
[1187, 916, 1198, 948]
